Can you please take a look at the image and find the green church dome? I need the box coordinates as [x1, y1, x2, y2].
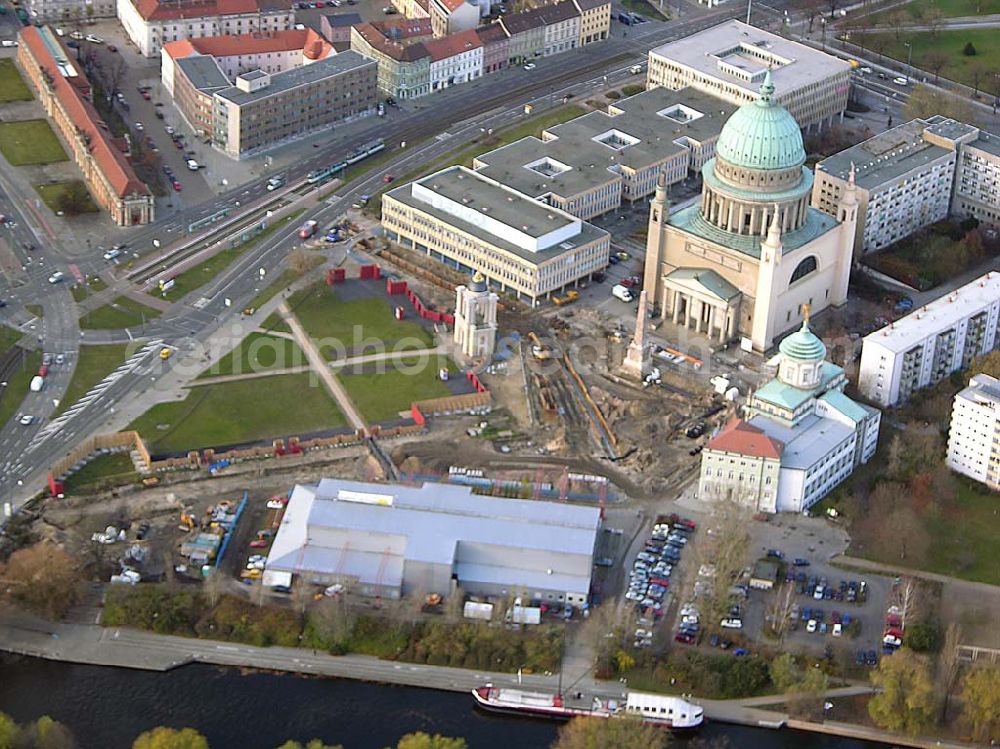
[779, 313, 826, 362]
[714, 71, 806, 172]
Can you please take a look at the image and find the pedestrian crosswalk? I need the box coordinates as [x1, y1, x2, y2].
[23, 340, 163, 454]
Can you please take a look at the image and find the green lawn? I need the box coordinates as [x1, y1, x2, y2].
[622, 0, 668, 19]
[855, 29, 1000, 89]
[55, 343, 129, 416]
[25, 304, 43, 319]
[338, 356, 458, 423]
[199, 333, 304, 378]
[159, 211, 304, 300]
[0, 60, 33, 103]
[276, 284, 435, 358]
[925, 480, 1000, 585]
[127, 372, 346, 454]
[0, 120, 68, 166]
[0, 349, 42, 429]
[63, 452, 138, 494]
[35, 181, 99, 214]
[80, 296, 161, 330]
[867, 0, 1000, 22]
[70, 277, 108, 303]
[0, 325, 21, 355]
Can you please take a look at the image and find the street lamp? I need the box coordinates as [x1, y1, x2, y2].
[904, 42, 913, 83]
[820, 18, 827, 51]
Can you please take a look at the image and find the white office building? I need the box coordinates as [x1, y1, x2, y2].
[858, 271, 1000, 408]
[646, 20, 851, 130]
[947, 374, 1000, 490]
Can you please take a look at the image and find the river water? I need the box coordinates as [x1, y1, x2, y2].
[0, 656, 891, 749]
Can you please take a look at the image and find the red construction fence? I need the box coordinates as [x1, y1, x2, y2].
[383, 277, 454, 325]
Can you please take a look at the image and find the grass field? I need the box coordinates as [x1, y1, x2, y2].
[0, 60, 34, 103]
[55, 344, 129, 416]
[867, 0, 1000, 22]
[199, 333, 304, 378]
[80, 296, 161, 330]
[70, 276, 108, 303]
[25, 304, 43, 319]
[338, 357, 458, 423]
[35, 181, 99, 214]
[0, 120, 68, 166]
[127, 372, 346, 454]
[271, 284, 435, 357]
[0, 350, 42, 428]
[0, 325, 21, 355]
[160, 211, 303, 300]
[924, 480, 1000, 585]
[855, 29, 1000, 89]
[63, 452, 138, 494]
[247, 269, 298, 311]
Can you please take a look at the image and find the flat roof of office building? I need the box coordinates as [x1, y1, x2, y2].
[385, 165, 609, 263]
[474, 87, 733, 199]
[649, 20, 851, 95]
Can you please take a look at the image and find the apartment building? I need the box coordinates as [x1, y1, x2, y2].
[427, 28, 482, 90]
[162, 28, 335, 96]
[382, 166, 611, 304]
[18, 26, 154, 226]
[938, 118, 1000, 229]
[472, 87, 733, 220]
[320, 13, 363, 43]
[26, 0, 115, 22]
[172, 55, 230, 136]
[117, 0, 294, 57]
[537, 1, 579, 56]
[499, 7, 545, 63]
[429, 0, 479, 37]
[647, 20, 851, 130]
[813, 120, 956, 257]
[350, 22, 432, 99]
[858, 271, 1000, 407]
[947, 373, 1000, 490]
[571, 0, 609, 45]
[699, 316, 880, 513]
[477, 22, 507, 73]
[213, 51, 377, 159]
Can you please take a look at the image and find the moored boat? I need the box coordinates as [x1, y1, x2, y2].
[471, 684, 703, 730]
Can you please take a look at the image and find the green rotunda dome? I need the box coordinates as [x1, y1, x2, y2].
[779, 314, 826, 362]
[714, 70, 806, 172]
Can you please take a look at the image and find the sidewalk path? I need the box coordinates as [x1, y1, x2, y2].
[277, 301, 366, 431]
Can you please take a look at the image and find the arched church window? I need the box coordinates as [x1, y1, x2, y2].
[790, 256, 818, 284]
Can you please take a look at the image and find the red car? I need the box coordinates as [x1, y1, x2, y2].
[37, 364, 48, 377]
[674, 632, 695, 644]
[884, 627, 905, 640]
[249, 539, 268, 548]
[383, 174, 394, 183]
[108, 45, 118, 53]
[885, 613, 902, 628]
[172, 181, 183, 192]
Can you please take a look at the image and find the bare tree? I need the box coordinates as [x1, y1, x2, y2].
[105, 55, 127, 100]
[444, 586, 466, 622]
[924, 50, 949, 84]
[804, 0, 824, 33]
[203, 569, 225, 607]
[699, 501, 750, 625]
[251, 578, 266, 608]
[891, 577, 923, 631]
[924, 7, 945, 36]
[969, 62, 989, 97]
[938, 622, 964, 721]
[767, 582, 797, 643]
[291, 577, 312, 617]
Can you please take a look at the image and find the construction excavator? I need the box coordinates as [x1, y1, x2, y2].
[178, 508, 196, 533]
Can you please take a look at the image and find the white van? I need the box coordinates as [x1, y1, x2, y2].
[29, 375, 44, 392]
[186, 159, 199, 171]
[612, 284, 634, 303]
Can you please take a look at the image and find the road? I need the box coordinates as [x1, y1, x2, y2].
[0, 7, 749, 508]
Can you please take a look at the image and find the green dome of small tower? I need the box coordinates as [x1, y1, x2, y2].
[714, 70, 806, 172]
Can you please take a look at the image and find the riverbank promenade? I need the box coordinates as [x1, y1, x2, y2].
[0, 609, 971, 749]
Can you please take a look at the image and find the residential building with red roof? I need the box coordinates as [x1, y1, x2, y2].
[349, 21, 431, 99]
[17, 26, 154, 226]
[476, 22, 507, 74]
[117, 0, 295, 57]
[320, 12, 363, 43]
[426, 28, 481, 90]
